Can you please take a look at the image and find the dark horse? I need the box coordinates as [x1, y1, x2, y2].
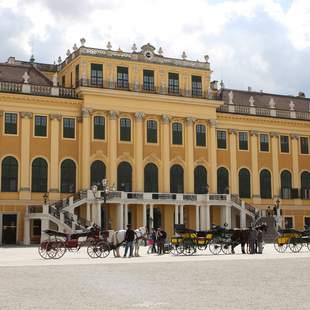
[231, 223, 268, 254]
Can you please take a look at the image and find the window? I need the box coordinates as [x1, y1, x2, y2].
[260, 169, 272, 198]
[192, 75, 202, 97]
[217, 130, 227, 149]
[217, 167, 229, 194]
[93, 116, 105, 140]
[260, 134, 269, 152]
[91, 64, 103, 86]
[168, 73, 179, 95]
[117, 162, 132, 192]
[75, 64, 79, 86]
[281, 170, 292, 199]
[62, 76, 65, 87]
[284, 217, 293, 229]
[144, 163, 158, 192]
[280, 135, 289, 153]
[239, 168, 251, 198]
[170, 165, 184, 193]
[143, 70, 155, 92]
[196, 124, 206, 147]
[117, 66, 129, 89]
[301, 171, 310, 199]
[60, 159, 76, 193]
[147, 120, 157, 143]
[90, 160, 106, 189]
[34, 115, 47, 137]
[239, 132, 248, 150]
[120, 118, 131, 141]
[1, 156, 18, 192]
[31, 158, 48, 192]
[32, 219, 41, 236]
[4, 113, 17, 135]
[63, 118, 75, 139]
[172, 122, 182, 145]
[194, 166, 208, 194]
[300, 137, 309, 154]
[305, 217, 310, 228]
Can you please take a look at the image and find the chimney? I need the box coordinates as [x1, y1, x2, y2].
[248, 86, 252, 92]
[298, 91, 305, 98]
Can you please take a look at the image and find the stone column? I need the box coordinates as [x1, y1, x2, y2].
[20, 112, 32, 199]
[91, 203, 97, 223]
[135, 112, 144, 192]
[149, 205, 154, 228]
[228, 129, 237, 194]
[225, 205, 231, 228]
[291, 134, 300, 189]
[240, 208, 246, 229]
[206, 204, 210, 230]
[271, 132, 280, 198]
[250, 130, 259, 199]
[81, 108, 91, 190]
[49, 114, 61, 200]
[208, 120, 217, 193]
[185, 117, 195, 193]
[97, 202, 101, 227]
[41, 218, 49, 242]
[23, 214, 30, 246]
[180, 205, 184, 224]
[162, 115, 170, 192]
[142, 204, 147, 227]
[124, 204, 128, 227]
[86, 203, 91, 222]
[195, 205, 200, 231]
[108, 111, 118, 187]
[118, 203, 124, 230]
[174, 205, 179, 224]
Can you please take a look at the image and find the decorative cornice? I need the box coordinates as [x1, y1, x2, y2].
[49, 114, 61, 121]
[162, 114, 171, 124]
[208, 119, 217, 127]
[81, 108, 92, 117]
[228, 128, 236, 134]
[250, 130, 259, 137]
[20, 112, 33, 119]
[290, 133, 300, 139]
[186, 117, 196, 125]
[135, 112, 145, 121]
[270, 132, 279, 138]
[109, 110, 118, 120]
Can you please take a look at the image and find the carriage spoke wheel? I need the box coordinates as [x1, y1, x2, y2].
[273, 238, 288, 253]
[38, 241, 54, 259]
[183, 244, 196, 256]
[170, 245, 179, 256]
[288, 239, 302, 253]
[87, 243, 101, 258]
[221, 243, 231, 255]
[52, 240, 66, 259]
[209, 240, 222, 255]
[176, 244, 185, 255]
[95, 241, 110, 258]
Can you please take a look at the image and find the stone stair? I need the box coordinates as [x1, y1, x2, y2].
[256, 215, 277, 243]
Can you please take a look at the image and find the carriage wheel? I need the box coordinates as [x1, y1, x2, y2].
[97, 241, 111, 258]
[176, 244, 185, 255]
[51, 240, 66, 259]
[170, 245, 180, 256]
[288, 239, 302, 253]
[87, 243, 101, 258]
[38, 241, 54, 259]
[273, 238, 288, 253]
[183, 244, 196, 256]
[221, 243, 232, 255]
[209, 240, 222, 255]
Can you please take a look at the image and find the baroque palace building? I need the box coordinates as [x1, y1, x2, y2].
[0, 39, 309, 245]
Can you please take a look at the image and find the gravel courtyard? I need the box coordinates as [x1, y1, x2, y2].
[0, 245, 309, 310]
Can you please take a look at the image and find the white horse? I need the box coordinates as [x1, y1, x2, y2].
[112, 227, 147, 257]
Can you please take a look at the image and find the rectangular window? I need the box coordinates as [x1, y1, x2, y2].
[62, 75, 65, 87]
[75, 64, 79, 86]
[117, 67, 129, 89]
[192, 75, 202, 97]
[32, 219, 41, 236]
[120, 118, 131, 141]
[280, 135, 289, 153]
[217, 130, 227, 149]
[300, 137, 309, 154]
[196, 124, 206, 147]
[284, 217, 293, 229]
[93, 116, 105, 140]
[305, 217, 310, 228]
[147, 120, 157, 143]
[91, 64, 103, 86]
[63, 117, 75, 139]
[4, 112, 17, 135]
[239, 132, 248, 150]
[260, 134, 269, 152]
[168, 73, 179, 95]
[143, 70, 155, 92]
[34, 115, 47, 137]
[172, 122, 182, 145]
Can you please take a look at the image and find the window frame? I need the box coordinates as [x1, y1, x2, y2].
[168, 72, 179, 95]
[3, 112, 18, 136]
[143, 69, 155, 92]
[62, 117, 76, 140]
[117, 66, 129, 89]
[300, 136, 309, 155]
[1, 156, 19, 192]
[90, 63, 103, 87]
[33, 115, 48, 138]
[238, 131, 249, 151]
[304, 216, 310, 228]
[195, 123, 207, 148]
[146, 119, 158, 144]
[171, 121, 183, 146]
[191, 75, 202, 97]
[280, 135, 290, 154]
[217, 130, 227, 149]
[31, 157, 48, 193]
[284, 216, 294, 229]
[92, 115, 106, 141]
[259, 133, 270, 152]
[119, 117, 132, 142]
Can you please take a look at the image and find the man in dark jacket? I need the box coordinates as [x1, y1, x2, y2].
[123, 224, 135, 258]
[157, 228, 167, 255]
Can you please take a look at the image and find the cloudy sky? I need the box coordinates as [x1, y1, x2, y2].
[0, 0, 309, 96]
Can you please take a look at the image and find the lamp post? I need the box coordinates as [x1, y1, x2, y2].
[43, 192, 49, 205]
[275, 198, 281, 229]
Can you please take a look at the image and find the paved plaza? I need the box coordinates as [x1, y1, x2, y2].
[0, 245, 310, 310]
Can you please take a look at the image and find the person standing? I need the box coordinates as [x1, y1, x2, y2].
[157, 228, 167, 255]
[151, 228, 157, 253]
[257, 229, 263, 254]
[123, 224, 135, 258]
[248, 226, 257, 254]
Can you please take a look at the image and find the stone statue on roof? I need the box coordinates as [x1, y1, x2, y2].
[228, 90, 234, 105]
[269, 98, 276, 109]
[22, 71, 30, 84]
[289, 100, 295, 111]
[249, 96, 255, 106]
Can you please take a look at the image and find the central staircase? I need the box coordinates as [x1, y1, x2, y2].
[256, 215, 278, 243]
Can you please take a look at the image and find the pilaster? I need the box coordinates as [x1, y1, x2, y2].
[291, 134, 300, 189]
[185, 117, 195, 192]
[271, 132, 280, 198]
[162, 115, 170, 192]
[108, 111, 118, 187]
[135, 112, 144, 191]
[208, 119, 217, 193]
[250, 130, 259, 198]
[228, 129, 237, 194]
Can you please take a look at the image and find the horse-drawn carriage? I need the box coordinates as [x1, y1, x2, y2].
[38, 224, 111, 259]
[274, 226, 310, 253]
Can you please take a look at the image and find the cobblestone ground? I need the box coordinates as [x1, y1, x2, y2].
[0, 244, 310, 310]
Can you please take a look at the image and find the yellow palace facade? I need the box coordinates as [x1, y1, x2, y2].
[0, 40, 309, 245]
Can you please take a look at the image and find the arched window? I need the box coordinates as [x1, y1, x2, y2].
[170, 164, 184, 193]
[90, 160, 106, 189]
[239, 168, 251, 198]
[32, 158, 48, 192]
[260, 169, 272, 198]
[1, 156, 18, 192]
[144, 163, 158, 192]
[281, 170, 292, 199]
[194, 166, 208, 194]
[117, 162, 132, 192]
[60, 159, 76, 193]
[217, 167, 229, 194]
[301, 171, 310, 199]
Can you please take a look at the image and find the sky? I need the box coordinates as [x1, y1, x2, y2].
[0, 0, 309, 96]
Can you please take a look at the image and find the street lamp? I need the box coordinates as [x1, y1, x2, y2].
[101, 178, 109, 204]
[43, 192, 49, 205]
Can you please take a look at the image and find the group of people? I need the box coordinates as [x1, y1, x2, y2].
[149, 227, 167, 255]
[247, 227, 264, 254]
